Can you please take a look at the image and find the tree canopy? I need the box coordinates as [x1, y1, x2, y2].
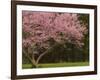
[22, 11, 88, 68]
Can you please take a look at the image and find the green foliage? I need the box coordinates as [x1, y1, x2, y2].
[78, 14, 89, 26]
[79, 14, 89, 61]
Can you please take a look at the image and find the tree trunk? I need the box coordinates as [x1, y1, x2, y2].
[31, 62, 38, 68]
[23, 49, 38, 68]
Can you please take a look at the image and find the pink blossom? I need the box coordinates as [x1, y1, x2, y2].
[22, 11, 87, 48]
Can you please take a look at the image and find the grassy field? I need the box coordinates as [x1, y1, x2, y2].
[22, 62, 89, 69]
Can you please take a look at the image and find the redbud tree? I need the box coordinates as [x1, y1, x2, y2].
[22, 11, 87, 68]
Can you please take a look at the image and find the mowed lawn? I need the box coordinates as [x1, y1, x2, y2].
[22, 62, 89, 69]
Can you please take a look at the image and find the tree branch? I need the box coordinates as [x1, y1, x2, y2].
[36, 42, 64, 64]
[23, 49, 37, 67]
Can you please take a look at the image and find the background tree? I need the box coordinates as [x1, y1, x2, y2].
[22, 11, 87, 68]
[78, 14, 89, 61]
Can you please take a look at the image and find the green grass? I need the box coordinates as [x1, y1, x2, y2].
[22, 62, 89, 69]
